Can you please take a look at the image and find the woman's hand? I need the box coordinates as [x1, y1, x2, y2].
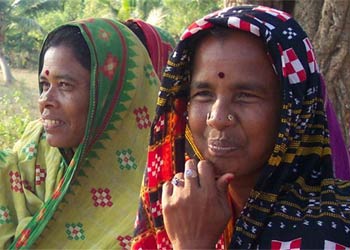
[162, 159, 234, 250]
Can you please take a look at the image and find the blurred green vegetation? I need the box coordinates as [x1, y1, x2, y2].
[2, 0, 223, 69]
[0, 72, 39, 149]
[0, 0, 223, 149]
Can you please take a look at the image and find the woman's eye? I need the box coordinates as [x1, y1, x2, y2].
[59, 81, 73, 90]
[40, 81, 50, 91]
[235, 92, 258, 102]
[191, 90, 213, 99]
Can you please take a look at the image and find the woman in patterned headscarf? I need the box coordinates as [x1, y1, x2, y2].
[0, 18, 159, 249]
[124, 19, 176, 80]
[132, 6, 350, 250]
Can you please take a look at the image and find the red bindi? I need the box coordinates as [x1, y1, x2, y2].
[45, 70, 49, 76]
[218, 72, 225, 78]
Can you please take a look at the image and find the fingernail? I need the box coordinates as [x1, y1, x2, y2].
[188, 159, 195, 169]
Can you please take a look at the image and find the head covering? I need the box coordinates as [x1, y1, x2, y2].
[0, 18, 159, 249]
[132, 6, 350, 249]
[124, 19, 176, 80]
[322, 78, 350, 179]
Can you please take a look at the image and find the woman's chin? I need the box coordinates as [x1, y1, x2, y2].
[46, 135, 65, 148]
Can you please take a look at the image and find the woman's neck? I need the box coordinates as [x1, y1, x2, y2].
[228, 173, 259, 218]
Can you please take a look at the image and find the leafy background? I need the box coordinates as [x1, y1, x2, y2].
[0, 0, 223, 148]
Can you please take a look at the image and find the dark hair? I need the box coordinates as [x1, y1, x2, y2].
[39, 25, 91, 73]
[123, 20, 148, 54]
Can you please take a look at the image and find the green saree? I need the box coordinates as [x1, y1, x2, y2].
[0, 18, 159, 249]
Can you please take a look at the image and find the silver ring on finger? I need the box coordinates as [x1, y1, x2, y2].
[171, 177, 184, 187]
[184, 168, 198, 178]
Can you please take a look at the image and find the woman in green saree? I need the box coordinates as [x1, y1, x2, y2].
[0, 18, 159, 249]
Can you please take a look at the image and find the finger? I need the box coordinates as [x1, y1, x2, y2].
[196, 160, 216, 188]
[183, 159, 199, 189]
[170, 173, 185, 198]
[171, 173, 185, 188]
[171, 177, 185, 188]
[176, 172, 184, 180]
[162, 181, 174, 205]
[216, 173, 234, 195]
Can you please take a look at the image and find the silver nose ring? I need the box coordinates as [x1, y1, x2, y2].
[39, 92, 48, 102]
[207, 112, 212, 121]
[207, 112, 234, 121]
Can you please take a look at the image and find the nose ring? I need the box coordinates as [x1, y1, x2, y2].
[39, 92, 48, 102]
[207, 112, 212, 121]
[207, 112, 234, 121]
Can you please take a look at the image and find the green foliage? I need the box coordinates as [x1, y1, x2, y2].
[161, 0, 223, 37]
[3, 0, 224, 69]
[131, 0, 162, 19]
[5, 27, 42, 69]
[0, 67, 38, 149]
[0, 91, 33, 149]
[1, 0, 227, 149]
[81, 0, 120, 19]
[2, 0, 62, 68]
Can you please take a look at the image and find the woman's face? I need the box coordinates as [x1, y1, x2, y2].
[39, 45, 90, 148]
[188, 31, 281, 182]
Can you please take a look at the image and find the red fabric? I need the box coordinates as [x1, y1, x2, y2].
[134, 19, 173, 79]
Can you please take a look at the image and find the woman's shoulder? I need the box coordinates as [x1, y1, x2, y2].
[333, 178, 350, 196]
[13, 119, 43, 152]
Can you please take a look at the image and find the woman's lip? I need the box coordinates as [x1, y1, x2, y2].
[208, 144, 239, 156]
[41, 118, 65, 130]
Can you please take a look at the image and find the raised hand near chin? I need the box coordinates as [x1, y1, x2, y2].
[162, 159, 234, 250]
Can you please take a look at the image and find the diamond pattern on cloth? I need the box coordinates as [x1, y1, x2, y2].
[281, 47, 306, 84]
[228, 16, 260, 36]
[181, 18, 214, 40]
[100, 52, 118, 80]
[271, 238, 302, 250]
[147, 148, 167, 188]
[282, 27, 297, 40]
[303, 38, 319, 74]
[65, 223, 86, 240]
[22, 142, 37, 160]
[35, 164, 46, 185]
[117, 235, 132, 250]
[151, 199, 162, 218]
[133, 106, 152, 129]
[0, 206, 12, 224]
[156, 230, 172, 250]
[98, 29, 111, 41]
[9, 171, 24, 193]
[116, 149, 137, 170]
[144, 64, 158, 86]
[324, 240, 350, 250]
[215, 235, 225, 250]
[154, 115, 165, 133]
[254, 5, 291, 21]
[90, 188, 113, 207]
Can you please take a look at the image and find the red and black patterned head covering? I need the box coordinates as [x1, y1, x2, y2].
[132, 6, 350, 249]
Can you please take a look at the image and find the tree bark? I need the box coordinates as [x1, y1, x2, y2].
[0, 8, 13, 85]
[224, 0, 350, 145]
[0, 48, 13, 85]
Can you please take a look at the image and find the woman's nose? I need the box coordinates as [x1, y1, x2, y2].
[38, 88, 57, 108]
[206, 102, 236, 129]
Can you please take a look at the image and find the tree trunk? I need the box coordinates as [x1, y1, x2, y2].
[224, 0, 350, 146]
[0, 48, 13, 85]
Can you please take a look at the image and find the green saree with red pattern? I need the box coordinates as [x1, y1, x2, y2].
[0, 18, 159, 249]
